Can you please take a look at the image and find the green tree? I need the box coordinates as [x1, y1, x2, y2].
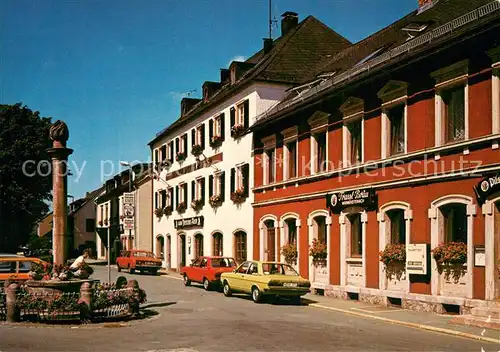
[0, 103, 52, 252]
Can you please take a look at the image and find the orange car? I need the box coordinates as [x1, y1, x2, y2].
[0, 255, 46, 284]
[116, 249, 162, 275]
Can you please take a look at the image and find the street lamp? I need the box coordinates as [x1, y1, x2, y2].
[120, 161, 136, 251]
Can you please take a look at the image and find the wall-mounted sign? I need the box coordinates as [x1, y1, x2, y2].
[474, 245, 485, 267]
[123, 218, 134, 231]
[406, 244, 428, 275]
[326, 188, 377, 213]
[123, 204, 134, 217]
[474, 173, 500, 205]
[123, 192, 135, 205]
[174, 216, 204, 230]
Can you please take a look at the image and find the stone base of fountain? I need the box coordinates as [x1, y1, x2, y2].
[25, 279, 93, 295]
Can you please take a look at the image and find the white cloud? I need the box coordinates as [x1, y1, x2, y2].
[227, 55, 245, 67]
[166, 91, 189, 102]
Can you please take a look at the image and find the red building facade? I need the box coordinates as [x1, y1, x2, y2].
[251, 0, 500, 312]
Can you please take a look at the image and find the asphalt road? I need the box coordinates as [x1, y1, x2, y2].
[0, 266, 498, 352]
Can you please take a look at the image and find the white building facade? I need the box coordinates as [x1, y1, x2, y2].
[150, 82, 288, 270]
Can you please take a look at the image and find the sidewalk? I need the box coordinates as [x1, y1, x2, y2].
[303, 293, 500, 343]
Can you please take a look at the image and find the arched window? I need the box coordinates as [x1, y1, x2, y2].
[213, 232, 223, 256]
[284, 218, 297, 245]
[234, 231, 247, 263]
[194, 234, 204, 258]
[156, 236, 164, 258]
[264, 220, 276, 261]
[440, 203, 467, 244]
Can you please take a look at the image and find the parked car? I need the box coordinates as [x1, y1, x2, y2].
[180, 256, 237, 291]
[220, 261, 311, 304]
[116, 250, 162, 275]
[0, 256, 46, 284]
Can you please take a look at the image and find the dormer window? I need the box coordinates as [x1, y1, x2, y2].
[203, 86, 209, 102]
[230, 67, 236, 84]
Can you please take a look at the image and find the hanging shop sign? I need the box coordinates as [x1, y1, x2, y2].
[326, 188, 377, 213]
[474, 173, 500, 206]
[174, 216, 204, 230]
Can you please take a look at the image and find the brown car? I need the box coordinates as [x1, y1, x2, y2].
[116, 250, 162, 275]
[0, 255, 46, 284]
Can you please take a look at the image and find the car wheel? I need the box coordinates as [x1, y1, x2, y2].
[203, 278, 211, 291]
[223, 281, 232, 297]
[252, 287, 262, 303]
[183, 275, 191, 286]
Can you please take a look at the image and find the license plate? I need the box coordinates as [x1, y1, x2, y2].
[284, 282, 297, 288]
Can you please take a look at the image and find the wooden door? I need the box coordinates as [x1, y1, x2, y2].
[267, 228, 276, 261]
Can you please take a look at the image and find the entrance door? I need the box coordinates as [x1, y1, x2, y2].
[167, 236, 172, 270]
[267, 228, 276, 261]
[179, 235, 186, 268]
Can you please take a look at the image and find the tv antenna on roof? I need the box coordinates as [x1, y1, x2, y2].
[268, 0, 278, 39]
[185, 89, 196, 97]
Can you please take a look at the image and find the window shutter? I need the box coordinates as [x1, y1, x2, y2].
[175, 186, 179, 208]
[201, 177, 205, 204]
[175, 138, 179, 155]
[243, 100, 250, 129]
[201, 123, 205, 149]
[170, 189, 174, 208]
[230, 107, 235, 132]
[154, 192, 158, 209]
[209, 175, 214, 197]
[220, 171, 225, 201]
[169, 141, 174, 160]
[220, 113, 225, 141]
[230, 168, 235, 193]
[191, 129, 195, 146]
[183, 135, 188, 153]
[242, 163, 250, 197]
[183, 184, 188, 204]
[191, 180, 195, 201]
[209, 119, 214, 141]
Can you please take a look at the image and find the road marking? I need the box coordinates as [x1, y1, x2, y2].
[309, 303, 500, 344]
[161, 275, 183, 281]
[351, 307, 402, 313]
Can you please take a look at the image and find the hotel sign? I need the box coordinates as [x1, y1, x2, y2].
[406, 244, 428, 275]
[174, 216, 204, 230]
[474, 173, 500, 205]
[327, 188, 377, 213]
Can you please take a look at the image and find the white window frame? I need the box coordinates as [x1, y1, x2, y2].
[214, 115, 222, 137]
[195, 125, 203, 146]
[431, 60, 469, 148]
[236, 102, 245, 125]
[308, 112, 329, 174]
[179, 134, 187, 154]
[178, 182, 186, 203]
[235, 163, 245, 190]
[340, 97, 365, 167]
[282, 126, 298, 180]
[213, 171, 222, 196]
[261, 135, 276, 185]
[195, 176, 203, 201]
[488, 47, 500, 149]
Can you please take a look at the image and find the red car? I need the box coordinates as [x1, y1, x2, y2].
[180, 256, 237, 290]
[116, 249, 162, 275]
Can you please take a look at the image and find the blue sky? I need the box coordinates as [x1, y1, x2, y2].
[1, 0, 416, 200]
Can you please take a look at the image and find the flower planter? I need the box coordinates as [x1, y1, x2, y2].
[312, 259, 327, 268]
[177, 202, 187, 213]
[210, 135, 223, 148]
[154, 208, 163, 218]
[281, 243, 298, 265]
[309, 238, 327, 265]
[230, 189, 246, 204]
[209, 195, 223, 208]
[191, 199, 203, 210]
[384, 261, 406, 281]
[231, 124, 245, 139]
[176, 152, 187, 162]
[163, 206, 173, 216]
[191, 144, 203, 156]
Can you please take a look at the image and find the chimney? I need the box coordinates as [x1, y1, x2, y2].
[263, 38, 273, 54]
[417, 0, 434, 13]
[281, 11, 298, 37]
[220, 69, 230, 83]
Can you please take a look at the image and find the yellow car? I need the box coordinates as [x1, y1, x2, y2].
[220, 260, 311, 304]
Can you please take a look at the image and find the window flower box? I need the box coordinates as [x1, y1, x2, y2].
[231, 124, 245, 139]
[210, 135, 223, 148]
[160, 159, 172, 169]
[104, 219, 109, 226]
[191, 144, 203, 157]
[98, 220, 103, 226]
[154, 208, 163, 218]
[230, 188, 246, 203]
[281, 243, 298, 264]
[177, 201, 187, 213]
[380, 244, 406, 280]
[191, 199, 203, 210]
[209, 194, 223, 207]
[176, 151, 187, 162]
[309, 238, 327, 266]
[163, 205, 173, 216]
[432, 242, 467, 283]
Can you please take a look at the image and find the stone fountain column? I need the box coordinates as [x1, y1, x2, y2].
[47, 120, 73, 266]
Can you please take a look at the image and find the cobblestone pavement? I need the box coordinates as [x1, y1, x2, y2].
[0, 266, 498, 351]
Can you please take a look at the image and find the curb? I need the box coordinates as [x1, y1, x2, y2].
[309, 303, 500, 344]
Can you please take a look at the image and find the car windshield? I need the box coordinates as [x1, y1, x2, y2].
[134, 252, 155, 258]
[262, 263, 298, 276]
[211, 258, 236, 268]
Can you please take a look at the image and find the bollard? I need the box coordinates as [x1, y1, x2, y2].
[79, 282, 92, 322]
[126, 280, 139, 316]
[6, 283, 20, 323]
